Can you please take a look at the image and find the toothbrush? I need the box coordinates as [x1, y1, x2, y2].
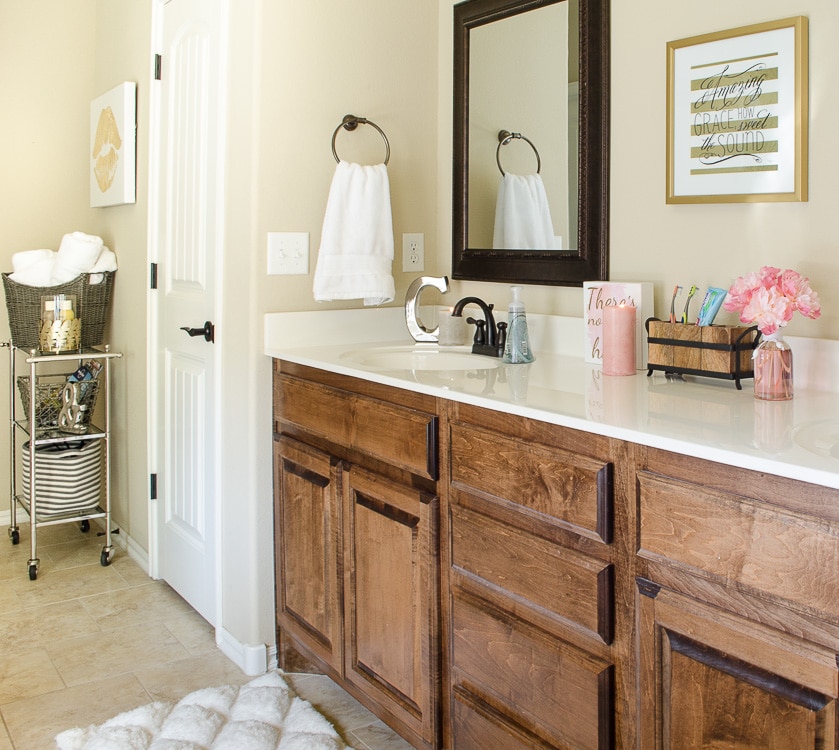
[680, 285, 698, 324]
[669, 285, 682, 323]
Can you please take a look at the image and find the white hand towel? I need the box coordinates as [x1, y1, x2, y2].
[51, 231, 105, 284]
[313, 160, 395, 306]
[492, 173, 558, 250]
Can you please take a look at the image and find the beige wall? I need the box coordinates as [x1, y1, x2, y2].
[0, 0, 151, 550]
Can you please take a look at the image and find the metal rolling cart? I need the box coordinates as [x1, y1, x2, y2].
[5, 343, 122, 580]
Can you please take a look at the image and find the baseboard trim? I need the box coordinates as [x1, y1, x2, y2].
[216, 627, 270, 676]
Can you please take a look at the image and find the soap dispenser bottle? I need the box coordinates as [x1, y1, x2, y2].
[503, 286, 534, 364]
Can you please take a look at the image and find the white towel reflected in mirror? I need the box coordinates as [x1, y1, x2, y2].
[492, 173, 560, 250]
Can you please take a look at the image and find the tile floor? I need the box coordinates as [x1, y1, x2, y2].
[0, 522, 411, 750]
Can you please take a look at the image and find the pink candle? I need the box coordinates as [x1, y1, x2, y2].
[602, 304, 636, 376]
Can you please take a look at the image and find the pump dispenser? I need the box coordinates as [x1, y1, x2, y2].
[502, 286, 534, 364]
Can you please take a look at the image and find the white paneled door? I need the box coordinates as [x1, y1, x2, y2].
[150, 0, 225, 625]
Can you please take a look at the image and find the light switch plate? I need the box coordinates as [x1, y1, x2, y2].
[267, 232, 309, 275]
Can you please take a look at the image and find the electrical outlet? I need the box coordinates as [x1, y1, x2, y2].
[402, 233, 424, 272]
[267, 232, 309, 275]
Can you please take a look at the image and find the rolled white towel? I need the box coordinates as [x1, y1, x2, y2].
[9, 254, 55, 286]
[12, 249, 55, 274]
[51, 231, 104, 284]
[89, 247, 118, 284]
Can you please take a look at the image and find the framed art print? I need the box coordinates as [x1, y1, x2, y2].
[90, 82, 137, 207]
[666, 17, 808, 204]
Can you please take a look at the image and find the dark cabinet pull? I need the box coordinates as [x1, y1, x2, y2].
[180, 321, 214, 343]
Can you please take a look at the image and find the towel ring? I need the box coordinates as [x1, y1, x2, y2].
[496, 130, 541, 176]
[331, 114, 391, 165]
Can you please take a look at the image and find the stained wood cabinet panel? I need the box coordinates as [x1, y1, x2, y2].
[273, 362, 441, 749]
[451, 502, 614, 642]
[276, 371, 438, 480]
[273, 359, 839, 749]
[450, 419, 613, 544]
[637, 467, 839, 618]
[274, 436, 342, 673]
[343, 466, 440, 748]
[445, 404, 626, 749]
[452, 590, 614, 750]
[638, 580, 839, 750]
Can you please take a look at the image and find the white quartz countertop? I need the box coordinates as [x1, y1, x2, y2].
[265, 309, 839, 490]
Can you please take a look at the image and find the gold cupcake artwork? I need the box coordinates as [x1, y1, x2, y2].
[90, 82, 136, 207]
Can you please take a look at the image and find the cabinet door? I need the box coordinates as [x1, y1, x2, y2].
[343, 465, 440, 749]
[274, 436, 342, 674]
[638, 579, 839, 750]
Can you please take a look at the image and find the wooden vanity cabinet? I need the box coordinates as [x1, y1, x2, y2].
[443, 402, 636, 750]
[635, 446, 839, 750]
[273, 361, 442, 749]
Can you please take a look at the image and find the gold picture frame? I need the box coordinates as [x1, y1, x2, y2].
[666, 17, 808, 204]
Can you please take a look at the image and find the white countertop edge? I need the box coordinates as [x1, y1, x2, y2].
[265, 311, 839, 492]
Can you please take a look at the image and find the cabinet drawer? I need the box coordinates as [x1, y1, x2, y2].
[451, 591, 614, 750]
[637, 470, 839, 618]
[451, 503, 613, 642]
[450, 421, 613, 543]
[276, 374, 438, 480]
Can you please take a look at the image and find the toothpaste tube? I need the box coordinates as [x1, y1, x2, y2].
[695, 287, 727, 326]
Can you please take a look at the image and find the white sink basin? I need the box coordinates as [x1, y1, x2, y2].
[341, 345, 501, 372]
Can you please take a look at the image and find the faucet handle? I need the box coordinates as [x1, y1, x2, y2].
[405, 276, 450, 342]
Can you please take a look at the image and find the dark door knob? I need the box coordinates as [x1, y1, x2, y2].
[180, 321, 214, 343]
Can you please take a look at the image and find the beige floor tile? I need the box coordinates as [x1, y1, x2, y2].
[47, 619, 189, 687]
[0, 599, 100, 654]
[288, 674, 386, 736]
[6, 561, 129, 608]
[0, 583, 22, 612]
[0, 728, 12, 750]
[108, 550, 154, 586]
[40, 535, 109, 571]
[163, 608, 218, 655]
[134, 651, 250, 702]
[347, 721, 415, 750]
[0, 673, 151, 750]
[79, 579, 194, 630]
[0, 646, 64, 704]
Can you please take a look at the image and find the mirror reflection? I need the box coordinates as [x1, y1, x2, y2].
[467, 1, 579, 251]
[452, 0, 609, 287]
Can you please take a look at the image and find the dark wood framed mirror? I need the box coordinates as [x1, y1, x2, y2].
[452, 0, 610, 286]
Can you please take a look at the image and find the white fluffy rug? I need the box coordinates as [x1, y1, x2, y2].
[54, 671, 354, 750]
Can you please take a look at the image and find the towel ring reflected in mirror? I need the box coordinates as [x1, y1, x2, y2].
[496, 130, 542, 176]
[331, 114, 391, 165]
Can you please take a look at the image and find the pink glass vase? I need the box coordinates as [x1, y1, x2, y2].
[753, 333, 793, 401]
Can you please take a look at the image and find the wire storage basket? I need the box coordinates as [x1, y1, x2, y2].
[1, 271, 114, 350]
[16, 376, 100, 429]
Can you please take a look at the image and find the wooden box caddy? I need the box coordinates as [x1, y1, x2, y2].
[646, 318, 758, 389]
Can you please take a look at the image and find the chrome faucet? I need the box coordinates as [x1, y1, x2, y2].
[451, 297, 507, 357]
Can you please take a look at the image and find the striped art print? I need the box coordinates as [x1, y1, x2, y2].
[667, 17, 808, 203]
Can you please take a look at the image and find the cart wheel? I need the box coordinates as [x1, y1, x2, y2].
[100, 548, 114, 567]
[9, 528, 19, 545]
[80, 520, 90, 533]
[28, 564, 37, 581]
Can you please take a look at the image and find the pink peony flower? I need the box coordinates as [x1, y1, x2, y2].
[725, 266, 821, 336]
